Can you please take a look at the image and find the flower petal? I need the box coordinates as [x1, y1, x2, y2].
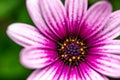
[89, 40, 120, 54]
[65, 0, 87, 35]
[78, 62, 109, 80]
[90, 10, 120, 43]
[20, 46, 58, 69]
[7, 23, 55, 47]
[27, 60, 64, 80]
[28, 61, 83, 80]
[69, 66, 82, 80]
[86, 53, 120, 78]
[40, 0, 68, 39]
[58, 64, 71, 80]
[79, 1, 112, 40]
[26, 0, 59, 41]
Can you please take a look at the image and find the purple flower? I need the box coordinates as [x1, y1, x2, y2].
[7, 0, 120, 80]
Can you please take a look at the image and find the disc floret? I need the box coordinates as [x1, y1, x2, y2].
[58, 37, 87, 66]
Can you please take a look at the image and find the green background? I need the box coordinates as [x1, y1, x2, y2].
[0, 0, 120, 80]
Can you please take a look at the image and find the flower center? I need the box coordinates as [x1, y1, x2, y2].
[57, 37, 87, 66]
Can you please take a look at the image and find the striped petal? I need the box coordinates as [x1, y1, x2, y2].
[20, 46, 58, 69]
[65, 0, 87, 35]
[27, 0, 59, 41]
[7, 23, 55, 47]
[40, 0, 68, 39]
[27, 60, 64, 80]
[57, 63, 71, 80]
[68, 66, 82, 80]
[79, 1, 112, 40]
[86, 53, 120, 78]
[78, 62, 109, 80]
[89, 40, 120, 54]
[90, 10, 120, 43]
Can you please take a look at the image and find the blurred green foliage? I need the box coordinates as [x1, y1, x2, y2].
[0, 0, 32, 80]
[0, 0, 120, 80]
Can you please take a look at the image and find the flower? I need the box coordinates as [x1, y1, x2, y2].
[7, 0, 120, 80]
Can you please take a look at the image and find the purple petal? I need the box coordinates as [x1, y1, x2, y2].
[57, 63, 71, 80]
[90, 10, 120, 43]
[65, 0, 87, 35]
[89, 40, 120, 54]
[69, 66, 82, 80]
[78, 62, 109, 80]
[27, 60, 64, 80]
[39, 0, 68, 39]
[7, 23, 55, 47]
[26, 0, 59, 41]
[86, 53, 120, 78]
[20, 46, 58, 69]
[79, 1, 112, 40]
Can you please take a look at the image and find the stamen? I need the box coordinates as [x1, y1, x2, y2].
[80, 42, 84, 46]
[64, 54, 67, 57]
[77, 56, 81, 60]
[66, 39, 69, 42]
[80, 48, 84, 51]
[71, 39, 75, 42]
[61, 54, 65, 58]
[63, 43, 67, 46]
[72, 56, 76, 60]
[61, 46, 64, 50]
[76, 41, 80, 44]
[58, 37, 87, 66]
[69, 58, 72, 62]
[81, 51, 85, 55]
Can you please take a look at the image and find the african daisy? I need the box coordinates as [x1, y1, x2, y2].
[7, 0, 120, 80]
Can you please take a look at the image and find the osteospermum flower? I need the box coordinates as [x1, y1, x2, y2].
[7, 0, 120, 80]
